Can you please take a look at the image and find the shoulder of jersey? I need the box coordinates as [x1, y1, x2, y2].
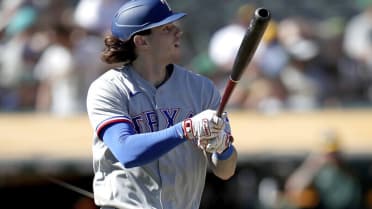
[173, 64, 215, 86]
[95, 68, 125, 82]
[174, 64, 207, 80]
[88, 68, 123, 90]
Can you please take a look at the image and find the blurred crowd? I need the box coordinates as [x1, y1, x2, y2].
[0, 0, 122, 116]
[201, 129, 371, 209]
[1, 2, 371, 209]
[192, 0, 372, 113]
[1, 0, 372, 116]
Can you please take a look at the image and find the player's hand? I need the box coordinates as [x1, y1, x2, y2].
[204, 112, 233, 153]
[182, 109, 224, 141]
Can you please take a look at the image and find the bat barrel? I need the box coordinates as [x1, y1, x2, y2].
[230, 7, 271, 81]
[217, 7, 271, 116]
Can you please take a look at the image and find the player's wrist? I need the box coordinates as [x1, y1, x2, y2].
[174, 122, 190, 141]
[214, 144, 234, 160]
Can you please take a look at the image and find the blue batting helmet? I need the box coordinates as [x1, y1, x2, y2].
[111, 0, 187, 40]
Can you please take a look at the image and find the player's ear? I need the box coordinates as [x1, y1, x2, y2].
[133, 35, 148, 48]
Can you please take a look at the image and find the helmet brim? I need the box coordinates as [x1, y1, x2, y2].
[133, 12, 187, 37]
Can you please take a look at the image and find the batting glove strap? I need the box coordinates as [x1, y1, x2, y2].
[182, 118, 194, 140]
[214, 144, 234, 160]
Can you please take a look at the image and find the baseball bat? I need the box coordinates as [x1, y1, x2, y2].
[217, 7, 271, 117]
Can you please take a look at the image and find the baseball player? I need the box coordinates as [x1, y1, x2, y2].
[86, 0, 237, 208]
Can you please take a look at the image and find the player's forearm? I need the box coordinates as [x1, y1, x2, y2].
[209, 145, 238, 180]
[102, 122, 186, 168]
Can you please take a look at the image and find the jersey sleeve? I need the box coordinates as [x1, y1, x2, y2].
[86, 74, 132, 138]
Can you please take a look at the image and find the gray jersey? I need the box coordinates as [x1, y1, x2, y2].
[86, 64, 221, 209]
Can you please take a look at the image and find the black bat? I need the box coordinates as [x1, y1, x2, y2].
[217, 7, 271, 116]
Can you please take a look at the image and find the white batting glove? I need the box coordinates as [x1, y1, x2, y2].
[205, 112, 233, 154]
[182, 109, 224, 142]
[206, 131, 234, 154]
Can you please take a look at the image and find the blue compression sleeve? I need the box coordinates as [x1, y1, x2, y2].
[101, 122, 186, 168]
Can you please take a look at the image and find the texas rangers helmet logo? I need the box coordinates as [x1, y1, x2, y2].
[161, 0, 171, 11]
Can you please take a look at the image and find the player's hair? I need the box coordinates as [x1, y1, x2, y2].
[101, 30, 151, 64]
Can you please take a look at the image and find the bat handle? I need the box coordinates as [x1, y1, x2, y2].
[217, 79, 238, 117]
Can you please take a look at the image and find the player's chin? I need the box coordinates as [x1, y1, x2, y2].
[170, 45, 182, 63]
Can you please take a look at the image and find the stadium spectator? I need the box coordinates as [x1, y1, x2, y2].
[0, 3, 40, 111]
[207, 4, 287, 112]
[343, 0, 372, 68]
[208, 3, 255, 73]
[239, 21, 288, 113]
[33, 23, 81, 116]
[285, 130, 363, 209]
[314, 16, 347, 107]
[207, 4, 256, 106]
[343, 0, 372, 103]
[73, 0, 126, 35]
[277, 18, 328, 111]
